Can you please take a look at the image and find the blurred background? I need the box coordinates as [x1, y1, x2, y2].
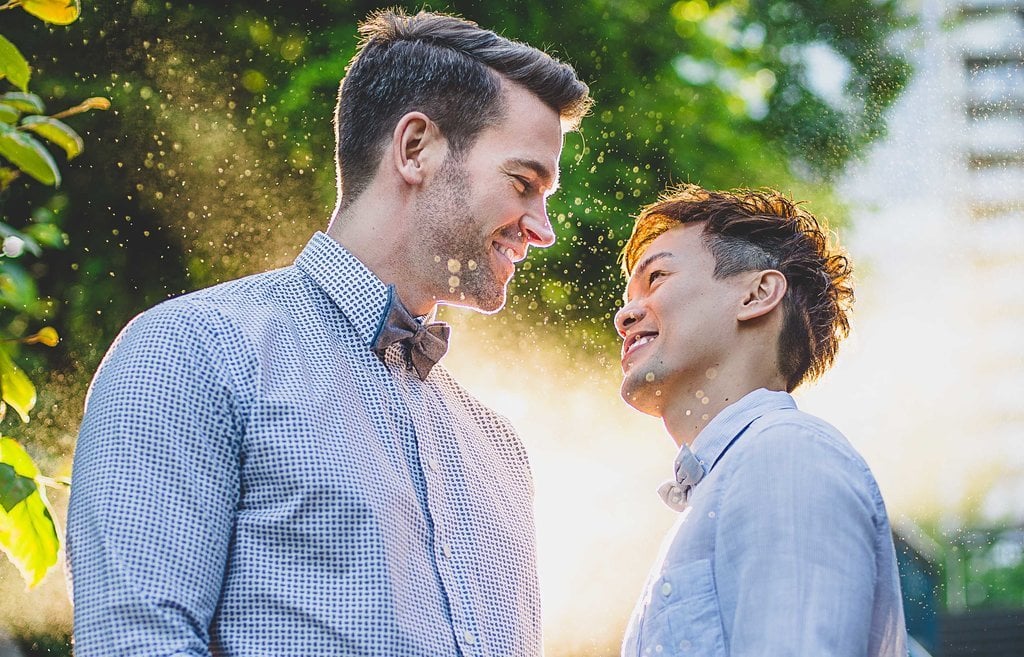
[0, 0, 1021, 655]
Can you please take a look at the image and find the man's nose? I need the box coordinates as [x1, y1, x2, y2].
[614, 303, 643, 338]
[520, 200, 556, 248]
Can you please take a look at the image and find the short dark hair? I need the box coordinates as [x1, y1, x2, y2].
[335, 9, 593, 205]
[622, 184, 854, 391]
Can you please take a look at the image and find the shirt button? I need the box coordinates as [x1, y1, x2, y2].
[680, 639, 692, 651]
[660, 581, 672, 597]
[427, 458, 440, 473]
[463, 629, 476, 645]
[442, 543, 452, 558]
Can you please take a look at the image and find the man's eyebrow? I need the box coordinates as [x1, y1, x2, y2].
[507, 158, 559, 194]
[632, 251, 674, 282]
[624, 251, 674, 302]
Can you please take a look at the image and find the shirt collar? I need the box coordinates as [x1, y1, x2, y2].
[294, 231, 389, 347]
[658, 388, 797, 511]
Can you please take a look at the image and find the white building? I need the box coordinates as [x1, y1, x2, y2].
[803, 0, 1024, 523]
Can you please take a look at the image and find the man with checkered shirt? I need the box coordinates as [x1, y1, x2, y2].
[67, 10, 591, 656]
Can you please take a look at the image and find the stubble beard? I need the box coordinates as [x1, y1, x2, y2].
[420, 158, 509, 313]
[620, 365, 666, 418]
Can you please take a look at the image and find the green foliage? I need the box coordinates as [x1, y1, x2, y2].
[18, 0, 81, 26]
[20, 116, 83, 159]
[0, 121, 59, 185]
[0, 437, 59, 589]
[0, 33, 29, 91]
[0, 91, 44, 114]
[0, 0, 101, 589]
[0, 345, 36, 422]
[916, 522, 1024, 611]
[0, 461, 34, 510]
[0, 92, 100, 187]
[161, 0, 906, 339]
[0, 102, 18, 122]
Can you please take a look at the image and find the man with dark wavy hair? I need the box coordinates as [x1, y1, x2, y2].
[69, 10, 591, 656]
[615, 185, 907, 656]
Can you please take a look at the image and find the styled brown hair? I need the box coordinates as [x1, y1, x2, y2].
[334, 9, 593, 205]
[622, 184, 854, 391]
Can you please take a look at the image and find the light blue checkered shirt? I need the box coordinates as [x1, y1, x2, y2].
[68, 231, 541, 657]
[622, 389, 908, 656]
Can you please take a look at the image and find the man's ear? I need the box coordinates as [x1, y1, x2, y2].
[736, 270, 787, 322]
[391, 112, 446, 186]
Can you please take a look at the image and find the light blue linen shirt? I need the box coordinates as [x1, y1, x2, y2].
[67, 232, 541, 657]
[622, 388, 908, 656]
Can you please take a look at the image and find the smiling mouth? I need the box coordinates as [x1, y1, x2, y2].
[492, 242, 524, 273]
[622, 332, 658, 360]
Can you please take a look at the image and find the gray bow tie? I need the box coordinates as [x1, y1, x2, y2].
[371, 285, 450, 380]
[657, 444, 706, 512]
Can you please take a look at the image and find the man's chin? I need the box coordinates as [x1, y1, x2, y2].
[620, 380, 663, 418]
[441, 285, 507, 315]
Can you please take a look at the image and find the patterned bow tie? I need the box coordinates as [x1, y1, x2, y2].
[657, 444, 706, 512]
[371, 285, 450, 380]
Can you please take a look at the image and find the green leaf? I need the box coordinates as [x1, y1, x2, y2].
[20, 116, 83, 159]
[20, 0, 81, 26]
[23, 222, 67, 249]
[0, 36, 31, 92]
[0, 93, 44, 115]
[0, 261, 40, 314]
[0, 167, 18, 190]
[0, 463, 36, 511]
[30, 206, 55, 223]
[0, 123, 60, 186]
[0, 437, 58, 589]
[0, 347, 36, 423]
[0, 438, 40, 479]
[0, 104, 20, 124]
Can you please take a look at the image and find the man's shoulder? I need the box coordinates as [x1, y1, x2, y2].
[724, 406, 888, 519]
[748, 406, 857, 456]
[137, 265, 311, 334]
[105, 266, 314, 366]
[735, 406, 876, 487]
[155, 265, 299, 314]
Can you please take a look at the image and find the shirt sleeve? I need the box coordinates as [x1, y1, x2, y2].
[717, 421, 880, 656]
[67, 302, 242, 657]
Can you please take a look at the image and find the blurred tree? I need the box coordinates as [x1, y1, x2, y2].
[9, 0, 910, 364]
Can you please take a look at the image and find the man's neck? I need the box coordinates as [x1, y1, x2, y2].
[326, 198, 438, 316]
[661, 368, 786, 448]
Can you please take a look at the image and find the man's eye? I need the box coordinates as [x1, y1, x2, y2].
[648, 270, 667, 285]
[513, 176, 534, 194]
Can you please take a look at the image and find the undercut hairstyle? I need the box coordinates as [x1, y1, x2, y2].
[335, 9, 593, 205]
[621, 184, 854, 392]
